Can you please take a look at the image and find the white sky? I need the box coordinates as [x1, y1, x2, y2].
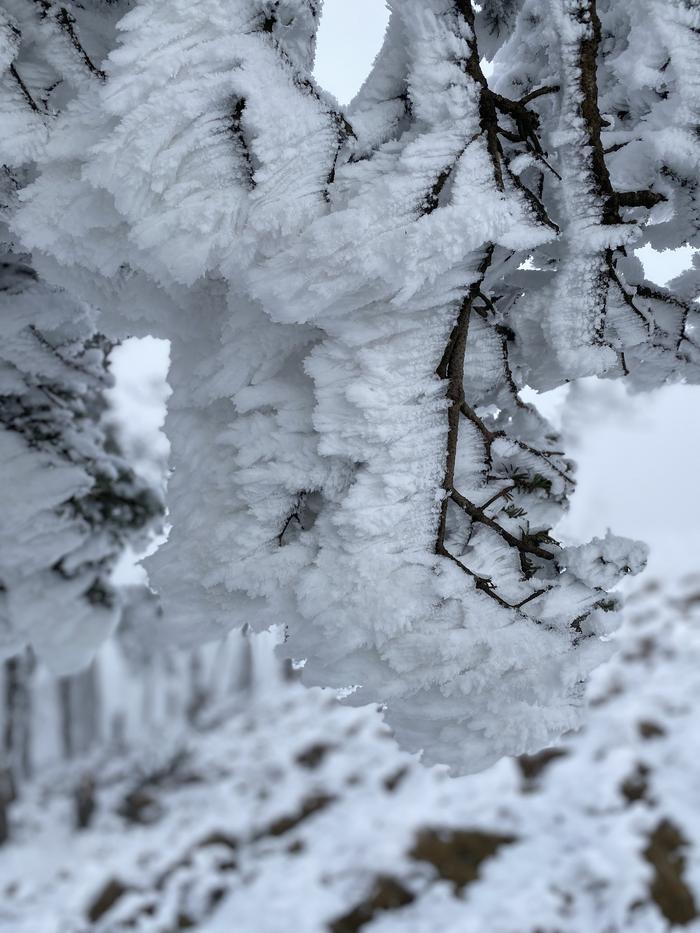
[534, 379, 700, 586]
[312, 0, 700, 585]
[314, 0, 389, 103]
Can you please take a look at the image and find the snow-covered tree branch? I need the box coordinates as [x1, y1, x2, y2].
[0, 0, 163, 671]
[1, 0, 698, 771]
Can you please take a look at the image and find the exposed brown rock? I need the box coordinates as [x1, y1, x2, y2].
[621, 764, 650, 804]
[296, 743, 333, 770]
[517, 748, 568, 785]
[261, 794, 335, 838]
[328, 876, 415, 933]
[86, 878, 130, 923]
[383, 767, 409, 794]
[638, 721, 666, 740]
[409, 827, 516, 892]
[644, 819, 698, 926]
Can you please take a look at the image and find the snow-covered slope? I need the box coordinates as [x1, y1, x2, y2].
[2, 576, 700, 932]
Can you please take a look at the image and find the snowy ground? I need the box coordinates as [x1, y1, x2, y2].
[2, 577, 700, 932]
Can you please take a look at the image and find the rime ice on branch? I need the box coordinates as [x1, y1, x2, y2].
[7, 0, 700, 770]
[0, 0, 162, 672]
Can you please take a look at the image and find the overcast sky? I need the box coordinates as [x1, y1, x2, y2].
[312, 0, 700, 586]
[314, 0, 389, 103]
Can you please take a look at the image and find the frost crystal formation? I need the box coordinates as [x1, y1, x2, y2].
[3, 0, 699, 771]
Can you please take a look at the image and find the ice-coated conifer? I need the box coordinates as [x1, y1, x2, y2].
[5, 0, 699, 769]
[0, 0, 161, 673]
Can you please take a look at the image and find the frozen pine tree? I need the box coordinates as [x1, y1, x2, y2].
[4, 0, 700, 771]
[0, 248, 162, 671]
[0, 0, 162, 673]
